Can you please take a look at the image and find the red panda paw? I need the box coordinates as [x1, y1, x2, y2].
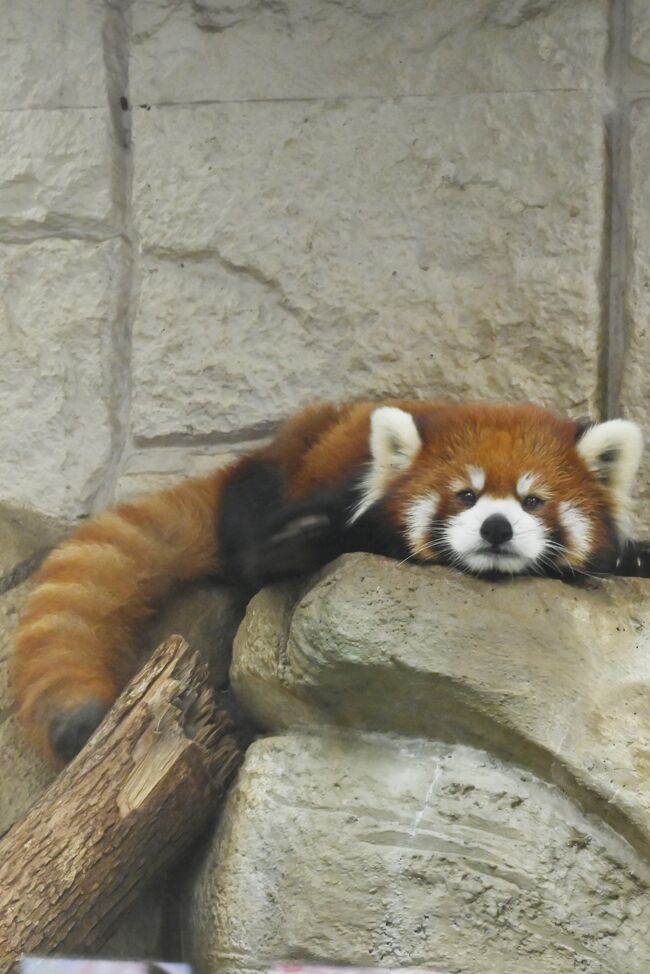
[612, 539, 650, 578]
[241, 512, 334, 584]
[49, 699, 110, 765]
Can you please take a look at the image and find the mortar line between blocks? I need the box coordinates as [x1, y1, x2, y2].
[88, 0, 138, 513]
[602, 0, 631, 419]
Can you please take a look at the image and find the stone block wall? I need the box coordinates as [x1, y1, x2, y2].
[1, 0, 649, 530]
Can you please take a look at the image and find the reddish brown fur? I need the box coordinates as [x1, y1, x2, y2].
[13, 470, 229, 763]
[12, 399, 617, 766]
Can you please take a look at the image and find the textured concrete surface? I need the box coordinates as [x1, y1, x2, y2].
[2, 1, 107, 110]
[0, 240, 125, 517]
[186, 731, 650, 974]
[631, 0, 650, 66]
[0, 0, 647, 522]
[0, 109, 116, 234]
[130, 0, 608, 103]
[130, 91, 605, 441]
[623, 102, 650, 535]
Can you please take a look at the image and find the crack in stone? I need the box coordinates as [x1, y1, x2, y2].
[482, 0, 565, 30]
[190, 0, 291, 34]
[212, 247, 307, 322]
[145, 243, 308, 323]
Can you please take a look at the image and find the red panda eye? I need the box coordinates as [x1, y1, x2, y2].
[522, 495, 544, 511]
[457, 489, 477, 507]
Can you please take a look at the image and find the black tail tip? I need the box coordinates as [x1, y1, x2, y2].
[49, 700, 110, 764]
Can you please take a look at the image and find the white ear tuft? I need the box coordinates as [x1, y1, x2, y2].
[370, 406, 422, 471]
[349, 407, 422, 523]
[576, 419, 643, 494]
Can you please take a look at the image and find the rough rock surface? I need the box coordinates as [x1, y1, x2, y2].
[232, 555, 650, 851]
[631, 0, 650, 65]
[186, 731, 650, 974]
[177, 554, 650, 972]
[0, 109, 116, 234]
[0, 502, 68, 580]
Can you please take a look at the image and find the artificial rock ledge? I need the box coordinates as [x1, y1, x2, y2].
[186, 554, 650, 974]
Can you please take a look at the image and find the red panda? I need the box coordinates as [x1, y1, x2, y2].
[11, 399, 648, 767]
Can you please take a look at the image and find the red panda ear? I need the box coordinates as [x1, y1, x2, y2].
[576, 419, 643, 493]
[370, 406, 422, 473]
[350, 407, 422, 522]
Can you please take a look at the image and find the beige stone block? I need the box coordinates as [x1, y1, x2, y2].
[131, 93, 605, 440]
[0, 239, 123, 518]
[232, 554, 650, 849]
[621, 103, 650, 536]
[631, 0, 650, 76]
[131, 0, 607, 104]
[2, 1, 107, 109]
[186, 731, 650, 974]
[0, 109, 117, 235]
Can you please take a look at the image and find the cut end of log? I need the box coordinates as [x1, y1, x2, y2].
[116, 636, 243, 815]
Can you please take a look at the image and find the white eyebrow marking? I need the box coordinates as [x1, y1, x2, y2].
[558, 501, 592, 558]
[517, 472, 540, 497]
[467, 466, 486, 492]
[405, 493, 440, 552]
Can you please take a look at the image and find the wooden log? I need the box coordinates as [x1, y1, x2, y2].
[0, 636, 242, 971]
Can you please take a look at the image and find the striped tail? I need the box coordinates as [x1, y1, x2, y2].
[12, 470, 226, 767]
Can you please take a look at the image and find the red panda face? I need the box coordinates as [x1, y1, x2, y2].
[355, 404, 643, 577]
[424, 473, 552, 574]
[404, 465, 590, 575]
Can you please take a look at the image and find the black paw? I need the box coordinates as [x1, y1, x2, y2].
[612, 539, 650, 578]
[243, 512, 334, 584]
[49, 700, 110, 764]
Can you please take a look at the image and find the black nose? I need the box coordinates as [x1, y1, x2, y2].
[480, 513, 513, 547]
